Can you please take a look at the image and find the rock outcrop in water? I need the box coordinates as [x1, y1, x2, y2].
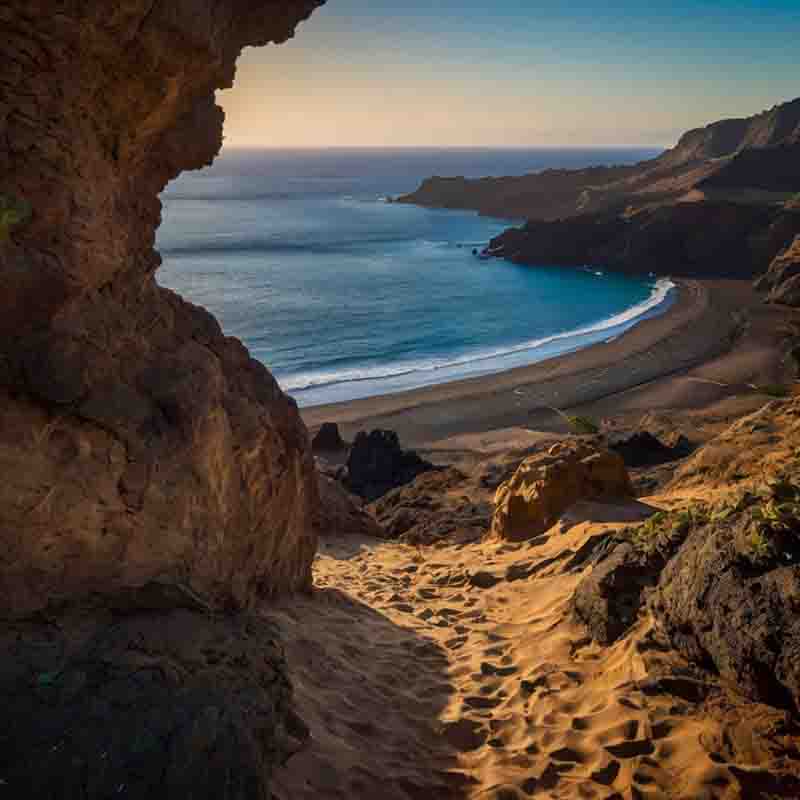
[1, 1, 324, 796]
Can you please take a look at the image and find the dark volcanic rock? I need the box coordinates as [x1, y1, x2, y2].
[0, 606, 304, 800]
[572, 540, 667, 645]
[346, 429, 437, 502]
[488, 202, 800, 279]
[312, 422, 346, 451]
[0, 1, 324, 619]
[652, 515, 800, 711]
[609, 431, 692, 468]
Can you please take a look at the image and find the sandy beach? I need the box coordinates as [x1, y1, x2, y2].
[303, 279, 795, 453]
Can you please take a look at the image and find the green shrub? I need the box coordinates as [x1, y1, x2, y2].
[627, 504, 708, 559]
[751, 383, 790, 399]
[548, 407, 600, 435]
[0, 194, 31, 243]
[566, 415, 600, 435]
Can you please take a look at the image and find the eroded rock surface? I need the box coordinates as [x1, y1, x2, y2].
[755, 235, 800, 306]
[491, 441, 633, 541]
[0, 0, 324, 618]
[369, 467, 491, 545]
[653, 512, 800, 711]
[317, 473, 386, 539]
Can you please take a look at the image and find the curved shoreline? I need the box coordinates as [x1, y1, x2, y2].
[288, 277, 676, 405]
[301, 278, 749, 446]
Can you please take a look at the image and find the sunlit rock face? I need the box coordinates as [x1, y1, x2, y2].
[755, 236, 800, 307]
[0, 0, 325, 617]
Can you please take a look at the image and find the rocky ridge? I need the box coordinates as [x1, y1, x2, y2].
[398, 97, 800, 283]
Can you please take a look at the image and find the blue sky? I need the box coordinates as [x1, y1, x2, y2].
[221, 0, 800, 147]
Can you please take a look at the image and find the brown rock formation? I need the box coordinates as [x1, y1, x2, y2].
[0, 0, 324, 618]
[755, 235, 800, 306]
[317, 473, 386, 540]
[490, 441, 633, 541]
[2, 2, 326, 796]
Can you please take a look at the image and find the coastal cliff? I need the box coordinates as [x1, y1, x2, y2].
[399, 97, 800, 221]
[488, 202, 800, 278]
[398, 98, 800, 282]
[1, 2, 324, 796]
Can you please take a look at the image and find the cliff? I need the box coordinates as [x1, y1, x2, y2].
[488, 202, 800, 278]
[398, 98, 800, 281]
[396, 164, 642, 221]
[1, 0, 324, 617]
[1, 2, 324, 796]
[399, 97, 800, 221]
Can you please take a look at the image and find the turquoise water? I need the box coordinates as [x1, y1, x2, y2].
[157, 147, 671, 406]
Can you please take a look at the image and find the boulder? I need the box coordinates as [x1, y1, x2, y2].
[572, 541, 651, 644]
[608, 430, 692, 468]
[346, 429, 436, 502]
[369, 467, 491, 545]
[652, 514, 800, 711]
[312, 422, 346, 452]
[491, 441, 633, 541]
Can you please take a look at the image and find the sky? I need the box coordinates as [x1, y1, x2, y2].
[220, 0, 800, 149]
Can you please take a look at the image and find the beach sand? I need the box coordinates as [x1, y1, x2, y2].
[303, 280, 795, 456]
[271, 279, 800, 799]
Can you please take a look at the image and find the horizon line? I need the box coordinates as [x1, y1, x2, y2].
[220, 143, 671, 152]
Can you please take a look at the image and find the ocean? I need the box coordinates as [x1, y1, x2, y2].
[157, 147, 670, 407]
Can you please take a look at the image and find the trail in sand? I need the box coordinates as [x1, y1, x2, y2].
[270, 503, 747, 800]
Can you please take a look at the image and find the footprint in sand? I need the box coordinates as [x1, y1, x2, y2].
[463, 694, 503, 710]
[605, 739, 656, 759]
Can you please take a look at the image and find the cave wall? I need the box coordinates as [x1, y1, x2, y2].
[0, 0, 325, 617]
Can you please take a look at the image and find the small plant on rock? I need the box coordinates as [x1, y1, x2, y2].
[627, 504, 709, 559]
[0, 194, 32, 243]
[547, 407, 599, 435]
[749, 383, 790, 399]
